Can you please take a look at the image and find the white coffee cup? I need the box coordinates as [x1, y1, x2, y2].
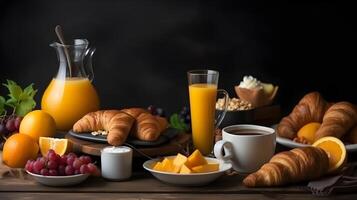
[101, 146, 133, 181]
[214, 124, 276, 173]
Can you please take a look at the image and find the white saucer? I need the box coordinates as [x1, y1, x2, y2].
[272, 124, 357, 153]
[26, 171, 90, 186]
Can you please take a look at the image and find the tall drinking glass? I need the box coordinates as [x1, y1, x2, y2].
[188, 70, 229, 155]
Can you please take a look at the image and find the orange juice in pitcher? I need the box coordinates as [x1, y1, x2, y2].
[41, 39, 100, 131]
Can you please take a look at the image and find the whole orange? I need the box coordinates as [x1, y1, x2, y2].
[19, 110, 56, 143]
[2, 133, 39, 168]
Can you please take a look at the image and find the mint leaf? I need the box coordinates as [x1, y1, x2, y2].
[16, 99, 36, 116]
[169, 113, 188, 132]
[3, 80, 22, 100]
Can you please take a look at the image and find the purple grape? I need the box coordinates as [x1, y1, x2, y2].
[80, 164, 89, 174]
[5, 119, 16, 133]
[65, 165, 74, 175]
[47, 160, 58, 170]
[67, 152, 77, 158]
[147, 105, 157, 115]
[58, 165, 66, 176]
[67, 156, 75, 166]
[40, 168, 49, 176]
[0, 123, 6, 134]
[79, 155, 92, 165]
[49, 169, 58, 176]
[14, 116, 22, 130]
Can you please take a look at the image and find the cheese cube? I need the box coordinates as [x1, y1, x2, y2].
[173, 153, 188, 168]
[185, 149, 208, 168]
[179, 164, 192, 174]
[191, 163, 219, 173]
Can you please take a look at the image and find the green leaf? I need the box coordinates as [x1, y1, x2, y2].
[169, 113, 188, 132]
[23, 83, 37, 99]
[3, 80, 22, 100]
[15, 99, 36, 117]
[0, 96, 5, 115]
[5, 98, 18, 108]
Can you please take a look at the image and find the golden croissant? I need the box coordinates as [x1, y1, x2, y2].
[277, 92, 329, 139]
[73, 108, 168, 145]
[131, 112, 168, 141]
[243, 147, 329, 187]
[73, 110, 135, 146]
[315, 101, 357, 140]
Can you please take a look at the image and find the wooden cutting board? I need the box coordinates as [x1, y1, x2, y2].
[65, 133, 191, 157]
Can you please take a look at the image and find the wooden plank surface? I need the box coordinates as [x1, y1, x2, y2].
[0, 171, 307, 193]
[0, 193, 356, 200]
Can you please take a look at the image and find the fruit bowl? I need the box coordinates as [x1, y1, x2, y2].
[26, 170, 90, 186]
[143, 156, 232, 186]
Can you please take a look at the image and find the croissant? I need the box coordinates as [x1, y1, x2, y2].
[73, 110, 135, 146]
[131, 112, 168, 141]
[315, 102, 357, 140]
[277, 92, 329, 139]
[243, 147, 329, 187]
[121, 108, 148, 118]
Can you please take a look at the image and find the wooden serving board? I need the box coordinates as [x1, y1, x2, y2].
[65, 133, 191, 157]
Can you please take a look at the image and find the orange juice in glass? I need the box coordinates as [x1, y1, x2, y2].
[41, 39, 100, 131]
[188, 70, 228, 155]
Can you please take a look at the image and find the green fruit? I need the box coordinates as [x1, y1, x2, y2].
[262, 83, 274, 96]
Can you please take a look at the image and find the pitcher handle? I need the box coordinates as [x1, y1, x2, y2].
[84, 47, 96, 82]
[215, 89, 229, 128]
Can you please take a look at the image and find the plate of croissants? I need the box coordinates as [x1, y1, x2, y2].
[274, 92, 357, 152]
[70, 108, 178, 147]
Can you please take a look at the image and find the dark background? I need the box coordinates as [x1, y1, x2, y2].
[1, 0, 356, 115]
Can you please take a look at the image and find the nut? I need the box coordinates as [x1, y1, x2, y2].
[216, 97, 252, 111]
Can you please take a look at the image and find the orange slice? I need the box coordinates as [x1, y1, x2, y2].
[297, 122, 321, 144]
[312, 136, 347, 173]
[39, 137, 70, 156]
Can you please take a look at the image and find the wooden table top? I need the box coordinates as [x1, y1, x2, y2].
[1, 147, 357, 200]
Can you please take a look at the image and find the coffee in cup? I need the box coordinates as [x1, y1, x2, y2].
[214, 124, 276, 173]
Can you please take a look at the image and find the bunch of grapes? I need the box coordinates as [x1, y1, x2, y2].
[179, 106, 191, 131]
[0, 115, 23, 148]
[147, 105, 166, 117]
[25, 150, 100, 176]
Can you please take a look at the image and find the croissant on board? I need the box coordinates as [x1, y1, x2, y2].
[73, 110, 135, 146]
[315, 102, 357, 140]
[243, 147, 329, 187]
[277, 92, 329, 139]
[121, 108, 168, 141]
[73, 108, 169, 145]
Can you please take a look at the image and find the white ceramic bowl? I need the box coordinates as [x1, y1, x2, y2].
[26, 171, 90, 186]
[143, 156, 232, 186]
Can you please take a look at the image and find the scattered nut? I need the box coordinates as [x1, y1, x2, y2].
[216, 97, 252, 111]
[91, 130, 108, 136]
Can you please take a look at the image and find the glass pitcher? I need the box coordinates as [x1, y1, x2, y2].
[41, 39, 100, 131]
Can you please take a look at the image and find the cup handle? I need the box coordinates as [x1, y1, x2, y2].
[215, 89, 229, 128]
[214, 140, 234, 162]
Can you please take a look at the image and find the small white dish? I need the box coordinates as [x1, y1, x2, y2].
[143, 156, 232, 186]
[26, 171, 90, 186]
[273, 124, 357, 152]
